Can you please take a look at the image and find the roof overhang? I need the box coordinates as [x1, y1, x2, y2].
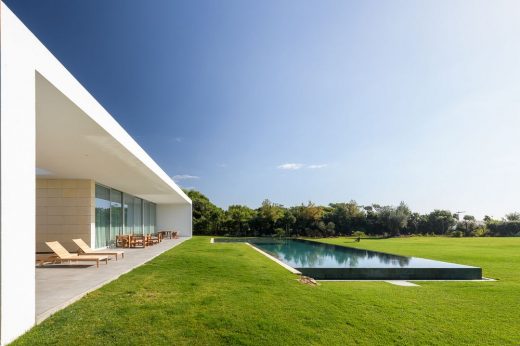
[21, 22, 192, 205]
[35, 72, 190, 205]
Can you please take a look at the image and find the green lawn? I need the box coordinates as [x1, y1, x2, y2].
[13, 236, 520, 345]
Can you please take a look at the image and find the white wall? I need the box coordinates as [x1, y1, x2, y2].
[157, 204, 192, 237]
[0, 4, 37, 344]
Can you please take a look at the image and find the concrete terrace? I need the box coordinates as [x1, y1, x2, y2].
[36, 237, 188, 323]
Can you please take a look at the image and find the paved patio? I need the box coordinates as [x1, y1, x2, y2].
[36, 237, 188, 323]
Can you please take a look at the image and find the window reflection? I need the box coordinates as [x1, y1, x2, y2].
[95, 184, 156, 248]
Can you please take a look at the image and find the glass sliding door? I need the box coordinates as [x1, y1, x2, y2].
[133, 197, 143, 234]
[150, 203, 156, 234]
[95, 183, 158, 242]
[143, 201, 150, 234]
[95, 185, 111, 248]
[123, 193, 134, 235]
[110, 189, 123, 246]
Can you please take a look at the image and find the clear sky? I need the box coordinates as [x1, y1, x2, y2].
[5, 0, 520, 219]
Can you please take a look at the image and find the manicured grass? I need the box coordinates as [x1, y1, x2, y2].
[13, 236, 520, 345]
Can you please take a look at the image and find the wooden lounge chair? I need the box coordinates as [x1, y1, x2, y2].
[45, 241, 108, 268]
[73, 238, 124, 260]
[36, 254, 59, 266]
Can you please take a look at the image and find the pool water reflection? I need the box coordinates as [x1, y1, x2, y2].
[251, 239, 472, 269]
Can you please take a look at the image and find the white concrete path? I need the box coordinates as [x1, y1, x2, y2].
[36, 237, 188, 323]
[385, 280, 420, 286]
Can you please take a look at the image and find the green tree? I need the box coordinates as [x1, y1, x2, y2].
[427, 210, 456, 235]
[281, 209, 296, 236]
[505, 212, 520, 221]
[185, 190, 224, 235]
[327, 201, 365, 235]
[256, 199, 284, 234]
[407, 212, 426, 234]
[377, 202, 410, 236]
[225, 205, 256, 236]
[459, 215, 477, 236]
[288, 203, 317, 236]
[298, 202, 325, 236]
[325, 221, 336, 237]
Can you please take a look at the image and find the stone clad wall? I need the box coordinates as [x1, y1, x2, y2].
[36, 179, 95, 252]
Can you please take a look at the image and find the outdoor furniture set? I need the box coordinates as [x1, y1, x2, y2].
[114, 230, 178, 248]
[38, 230, 179, 268]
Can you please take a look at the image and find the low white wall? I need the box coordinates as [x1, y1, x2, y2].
[156, 204, 192, 237]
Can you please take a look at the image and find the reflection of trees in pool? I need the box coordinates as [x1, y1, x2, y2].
[257, 240, 410, 268]
[361, 248, 410, 267]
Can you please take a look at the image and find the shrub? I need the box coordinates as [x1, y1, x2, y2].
[487, 221, 520, 236]
[274, 228, 286, 238]
[471, 227, 489, 237]
[352, 231, 366, 238]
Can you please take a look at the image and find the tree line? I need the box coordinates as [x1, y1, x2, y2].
[186, 190, 520, 238]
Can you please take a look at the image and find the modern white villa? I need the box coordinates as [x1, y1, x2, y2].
[1, 3, 192, 344]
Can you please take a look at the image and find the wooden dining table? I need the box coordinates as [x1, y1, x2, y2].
[116, 234, 130, 248]
[159, 230, 173, 239]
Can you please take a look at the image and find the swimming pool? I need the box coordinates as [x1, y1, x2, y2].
[247, 239, 482, 280]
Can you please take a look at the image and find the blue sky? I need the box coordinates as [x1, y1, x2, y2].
[6, 0, 520, 219]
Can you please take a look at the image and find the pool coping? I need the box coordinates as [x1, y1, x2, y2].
[245, 242, 302, 275]
[210, 238, 301, 274]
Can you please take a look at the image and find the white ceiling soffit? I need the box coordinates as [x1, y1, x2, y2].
[35, 72, 189, 205]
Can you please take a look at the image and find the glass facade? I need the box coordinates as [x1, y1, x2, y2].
[110, 189, 122, 246]
[141, 201, 157, 235]
[94, 183, 156, 247]
[123, 193, 133, 235]
[143, 201, 150, 235]
[95, 185, 111, 248]
[133, 197, 142, 234]
[150, 203, 156, 234]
